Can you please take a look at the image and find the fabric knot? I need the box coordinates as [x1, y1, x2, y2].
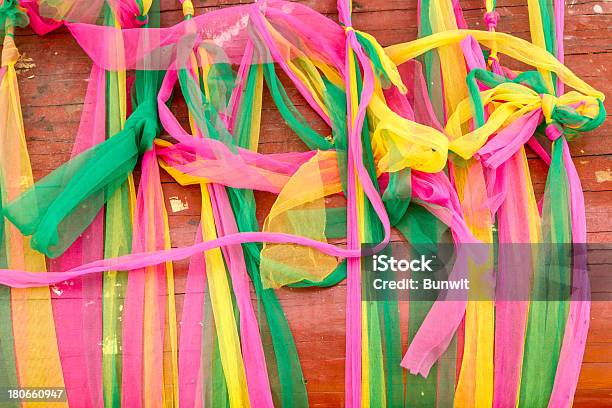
[540, 93, 557, 124]
[484, 11, 499, 30]
[182, 0, 194, 17]
[545, 123, 563, 141]
[135, 14, 149, 24]
[343, 25, 354, 34]
[124, 99, 161, 154]
[1, 31, 18, 66]
[487, 55, 501, 71]
[0, 0, 28, 34]
[539, 92, 606, 141]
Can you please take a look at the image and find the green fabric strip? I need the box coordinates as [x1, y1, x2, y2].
[354, 61, 404, 406]
[0, 182, 19, 408]
[100, 6, 129, 407]
[101, 3, 163, 406]
[354, 32, 392, 88]
[397, 205, 447, 407]
[263, 64, 333, 151]
[418, 0, 445, 123]
[518, 139, 571, 406]
[383, 169, 412, 227]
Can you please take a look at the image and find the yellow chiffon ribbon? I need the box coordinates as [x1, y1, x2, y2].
[0, 26, 67, 408]
[385, 29, 604, 101]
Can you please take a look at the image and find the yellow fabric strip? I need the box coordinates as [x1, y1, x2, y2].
[355, 30, 407, 94]
[111, 17, 127, 124]
[385, 29, 604, 100]
[526, 0, 555, 92]
[249, 65, 263, 148]
[345, 45, 370, 408]
[427, 0, 469, 113]
[162, 204, 179, 408]
[100, 14, 131, 406]
[452, 161, 494, 408]
[182, 0, 194, 17]
[0, 35, 67, 407]
[141, 0, 153, 16]
[139, 163, 178, 408]
[186, 51, 249, 407]
[260, 151, 342, 288]
[199, 186, 250, 408]
[368, 91, 449, 173]
[418, 3, 494, 403]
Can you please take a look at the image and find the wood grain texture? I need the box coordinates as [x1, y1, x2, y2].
[12, 0, 612, 405]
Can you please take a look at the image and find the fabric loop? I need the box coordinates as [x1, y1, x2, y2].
[484, 11, 499, 30]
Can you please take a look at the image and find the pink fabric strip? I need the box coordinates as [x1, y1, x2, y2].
[554, 0, 565, 94]
[463, 35, 531, 406]
[172, 38, 272, 405]
[548, 14, 589, 405]
[336, 0, 386, 404]
[226, 42, 254, 133]
[527, 137, 552, 166]
[212, 41, 274, 405]
[210, 184, 274, 407]
[478, 110, 542, 169]
[401, 36, 479, 379]
[156, 69, 316, 194]
[342, 32, 361, 406]
[401, 171, 476, 376]
[178, 228, 207, 408]
[248, 8, 332, 127]
[65, 2, 344, 70]
[50, 65, 105, 408]
[121, 148, 168, 405]
[452, 0, 468, 28]
[20, 0, 63, 34]
[492, 153, 532, 408]
[156, 143, 313, 194]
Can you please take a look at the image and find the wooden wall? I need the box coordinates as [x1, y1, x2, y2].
[13, 0, 612, 405]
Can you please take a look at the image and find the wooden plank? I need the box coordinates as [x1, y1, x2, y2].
[6, 0, 612, 405]
[573, 389, 612, 408]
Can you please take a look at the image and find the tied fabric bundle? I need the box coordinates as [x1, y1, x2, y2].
[0, 0, 606, 407]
